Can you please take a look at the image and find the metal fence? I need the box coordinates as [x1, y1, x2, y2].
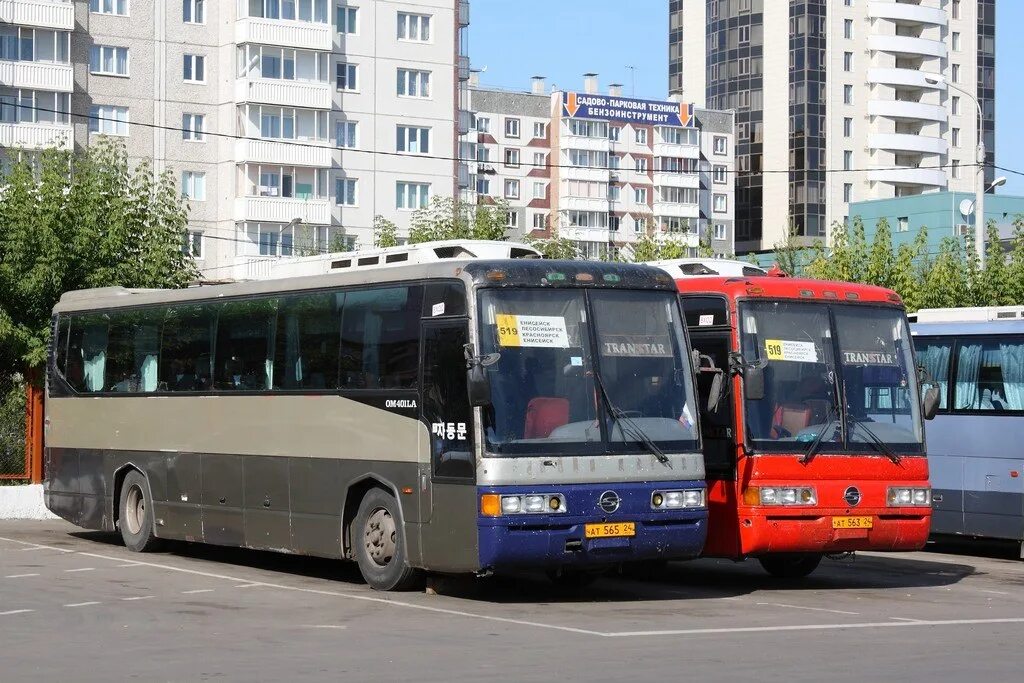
[0, 347, 29, 480]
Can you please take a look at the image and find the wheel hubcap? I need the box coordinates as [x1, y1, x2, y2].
[363, 507, 396, 567]
[125, 485, 145, 535]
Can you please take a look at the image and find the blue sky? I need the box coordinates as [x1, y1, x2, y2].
[471, 0, 1023, 194]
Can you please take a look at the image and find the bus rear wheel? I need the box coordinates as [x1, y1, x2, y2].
[118, 470, 162, 552]
[757, 553, 823, 578]
[352, 488, 422, 591]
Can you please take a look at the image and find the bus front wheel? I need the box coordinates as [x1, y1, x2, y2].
[118, 470, 162, 553]
[352, 488, 422, 591]
[757, 553, 823, 578]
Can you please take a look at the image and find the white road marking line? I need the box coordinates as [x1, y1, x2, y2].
[117, 563, 143, 568]
[17, 546, 60, 552]
[980, 589, 1010, 596]
[121, 596, 155, 601]
[181, 589, 214, 595]
[64, 602, 100, 608]
[890, 617, 923, 622]
[300, 624, 348, 630]
[756, 601, 860, 616]
[604, 618, 1024, 638]
[64, 567, 95, 573]
[234, 583, 262, 588]
[0, 609, 34, 616]
[4, 573, 40, 578]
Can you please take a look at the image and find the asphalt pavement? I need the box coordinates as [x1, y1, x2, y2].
[1, 520, 1022, 682]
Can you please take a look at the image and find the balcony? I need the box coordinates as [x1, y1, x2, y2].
[235, 78, 332, 109]
[867, 1, 946, 26]
[564, 196, 613, 213]
[457, 162, 470, 189]
[235, 138, 332, 167]
[235, 17, 332, 52]
[234, 196, 332, 225]
[562, 134, 610, 152]
[458, 109, 472, 135]
[653, 202, 700, 219]
[0, 60, 72, 92]
[868, 100, 946, 123]
[868, 167, 947, 188]
[867, 68, 945, 90]
[458, 55, 470, 82]
[869, 133, 948, 156]
[561, 165, 610, 183]
[653, 172, 700, 188]
[0, 0, 74, 30]
[230, 256, 278, 280]
[458, 0, 469, 27]
[867, 35, 947, 59]
[653, 142, 699, 159]
[0, 121, 71, 149]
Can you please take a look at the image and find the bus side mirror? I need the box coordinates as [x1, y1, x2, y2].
[745, 366, 765, 401]
[922, 385, 940, 421]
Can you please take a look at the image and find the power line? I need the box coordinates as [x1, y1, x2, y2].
[8, 103, 1005, 178]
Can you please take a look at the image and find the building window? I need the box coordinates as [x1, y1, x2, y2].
[504, 117, 520, 138]
[183, 0, 204, 24]
[533, 121, 546, 138]
[182, 113, 205, 141]
[952, 96, 960, 116]
[475, 116, 489, 133]
[89, 45, 129, 76]
[183, 54, 205, 82]
[843, 84, 853, 104]
[609, 126, 621, 142]
[336, 63, 357, 91]
[898, 216, 909, 233]
[843, 51, 853, 72]
[608, 185, 621, 201]
[476, 177, 490, 195]
[337, 5, 358, 34]
[844, 150, 853, 170]
[397, 125, 430, 154]
[90, 0, 128, 15]
[504, 179, 520, 199]
[88, 105, 129, 135]
[634, 187, 647, 203]
[397, 12, 431, 41]
[336, 178, 357, 206]
[713, 223, 726, 240]
[533, 182, 545, 199]
[843, 117, 852, 137]
[336, 120, 357, 148]
[504, 148, 520, 168]
[533, 152, 546, 168]
[713, 135, 727, 155]
[397, 68, 430, 97]
[609, 215, 621, 232]
[844, 19, 853, 39]
[713, 165, 727, 184]
[181, 171, 206, 201]
[634, 216, 647, 233]
[738, 25, 750, 44]
[952, 0, 960, 19]
[396, 182, 430, 210]
[532, 213, 546, 230]
[609, 154, 621, 169]
[506, 211, 518, 228]
[952, 128, 961, 148]
[952, 32, 960, 52]
[951, 159, 960, 179]
[713, 193, 727, 213]
[843, 183, 852, 203]
[183, 230, 203, 259]
[634, 158, 648, 173]
[951, 64, 960, 83]
[635, 128, 648, 145]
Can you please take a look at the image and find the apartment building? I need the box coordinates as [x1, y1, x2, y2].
[0, 0, 470, 278]
[470, 75, 736, 258]
[670, 0, 996, 254]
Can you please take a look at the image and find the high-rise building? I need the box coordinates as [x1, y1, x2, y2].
[469, 74, 736, 258]
[1, 0, 470, 278]
[670, 0, 996, 254]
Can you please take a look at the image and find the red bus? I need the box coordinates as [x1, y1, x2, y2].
[674, 274, 937, 577]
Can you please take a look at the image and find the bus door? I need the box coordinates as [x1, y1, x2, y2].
[418, 319, 479, 571]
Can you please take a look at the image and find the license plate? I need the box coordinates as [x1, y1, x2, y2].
[832, 516, 873, 529]
[585, 522, 636, 539]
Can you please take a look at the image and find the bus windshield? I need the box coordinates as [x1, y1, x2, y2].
[478, 288, 699, 457]
[739, 301, 924, 455]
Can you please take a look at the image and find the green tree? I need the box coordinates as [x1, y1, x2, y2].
[865, 217, 896, 289]
[626, 234, 687, 263]
[975, 221, 1010, 306]
[372, 215, 399, 248]
[1006, 216, 1024, 305]
[0, 139, 195, 372]
[408, 196, 510, 243]
[772, 223, 811, 276]
[696, 233, 715, 258]
[919, 237, 971, 309]
[889, 228, 928, 312]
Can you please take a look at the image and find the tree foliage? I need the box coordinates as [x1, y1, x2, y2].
[372, 215, 399, 248]
[0, 139, 196, 372]
[408, 196, 509, 244]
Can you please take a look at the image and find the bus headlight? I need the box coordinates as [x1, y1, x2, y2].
[481, 494, 567, 516]
[745, 487, 817, 506]
[888, 487, 931, 507]
[652, 489, 705, 509]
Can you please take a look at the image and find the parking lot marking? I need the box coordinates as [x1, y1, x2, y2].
[234, 583, 262, 588]
[121, 596, 154, 601]
[0, 609, 34, 616]
[4, 573, 40, 578]
[64, 568, 95, 573]
[64, 602, 100, 608]
[980, 589, 1010, 596]
[890, 617, 923, 622]
[300, 625, 348, 630]
[117, 563, 143, 568]
[604, 618, 1024, 638]
[756, 602, 860, 616]
[181, 589, 214, 595]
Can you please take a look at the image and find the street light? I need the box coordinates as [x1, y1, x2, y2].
[924, 74, 989, 268]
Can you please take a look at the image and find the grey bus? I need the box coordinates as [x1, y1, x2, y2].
[912, 306, 1024, 557]
[45, 251, 708, 589]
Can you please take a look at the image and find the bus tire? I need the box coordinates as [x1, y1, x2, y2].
[352, 488, 422, 591]
[118, 470, 162, 553]
[757, 553, 823, 578]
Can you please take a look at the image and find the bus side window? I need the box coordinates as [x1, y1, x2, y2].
[274, 292, 342, 390]
[954, 337, 1024, 412]
[422, 323, 474, 480]
[916, 339, 953, 410]
[214, 299, 278, 391]
[339, 286, 423, 391]
[161, 304, 216, 392]
[64, 315, 108, 393]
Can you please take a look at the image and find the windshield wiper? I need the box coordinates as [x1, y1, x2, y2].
[800, 402, 838, 465]
[848, 418, 902, 465]
[591, 368, 671, 467]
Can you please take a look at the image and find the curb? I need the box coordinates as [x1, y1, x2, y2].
[0, 484, 58, 520]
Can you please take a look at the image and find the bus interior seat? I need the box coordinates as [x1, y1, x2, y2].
[524, 397, 570, 439]
[770, 404, 812, 438]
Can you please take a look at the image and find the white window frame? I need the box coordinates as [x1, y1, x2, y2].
[533, 121, 546, 139]
[397, 68, 431, 98]
[336, 62, 358, 91]
[476, 116, 490, 133]
[504, 147, 520, 168]
[90, 0, 128, 16]
[532, 152, 546, 168]
[634, 187, 647, 203]
[336, 120, 357, 148]
[504, 178, 520, 200]
[713, 165, 727, 184]
[183, 0, 205, 24]
[504, 117, 521, 139]
[182, 113, 205, 141]
[532, 182, 545, 199]
[336, 177, 358, 206]
[506, 211, 518, 228]
[532, 213, 547, 230]
[713, 135, 727, 155]
[635, 128, 648, 144]
[396, 181, 430, 210]
[713, 193, 727, 213]
[183, 54, 206, 83]
[713, 223, 726, 240]
[397, 12, 431, 42]
[634, 157, 648, 173]
[952, 127, 960, 148]
[337, 4, 358, 35]
[89, 45, 129, 77]
[181, 171, 206, 201]
[88, 104, 129, 136]
[397, 125, 430, 154]
[183, 230, 204, 259]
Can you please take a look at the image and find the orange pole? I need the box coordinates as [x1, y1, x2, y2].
[25, 369, 44, 484]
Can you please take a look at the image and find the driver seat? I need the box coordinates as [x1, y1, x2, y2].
[770, 404, 812, 439]
[524, 397, 570, 439]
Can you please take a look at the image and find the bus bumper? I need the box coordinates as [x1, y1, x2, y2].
[738, 507, 931, 555]
[477, 481, 708, 571]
